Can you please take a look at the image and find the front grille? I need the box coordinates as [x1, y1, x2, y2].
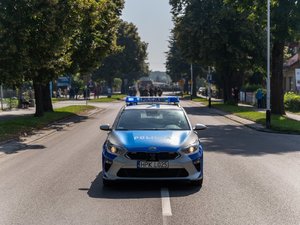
[126, 152, 180, 161]
[117, 169, 188, 178]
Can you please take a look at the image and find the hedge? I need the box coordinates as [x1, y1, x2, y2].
[284, 92, 300, 112]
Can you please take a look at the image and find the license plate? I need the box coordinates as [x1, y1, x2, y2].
[137, 161, 169, 169]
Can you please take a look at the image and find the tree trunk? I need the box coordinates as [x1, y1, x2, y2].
[271, 41, 285, 115]
[121, 77, 126, 94]
[192, 74, 197, 97]
[221, 67, 232, 103]
[42, 83, 53, 112]
[33, 80, 44, 117]
[18, 87, 23, 108]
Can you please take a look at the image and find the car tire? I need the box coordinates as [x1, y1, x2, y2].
[103, 178, 114, 187]
[190, 178, 203, 187]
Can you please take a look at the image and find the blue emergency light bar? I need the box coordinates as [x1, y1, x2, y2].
[126, 96, 180, 105]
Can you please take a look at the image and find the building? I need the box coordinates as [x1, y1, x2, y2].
[283, 53, 300, 93]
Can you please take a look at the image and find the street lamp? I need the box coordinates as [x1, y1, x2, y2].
[266, 0, 271, 128]
[190, 63, 193, 100]
[0, 84, 3, 110]
[207, 67, 212, 108]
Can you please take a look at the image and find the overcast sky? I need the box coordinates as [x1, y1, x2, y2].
[121, 0, 174, 72]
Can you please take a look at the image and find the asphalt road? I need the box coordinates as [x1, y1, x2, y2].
[0, 100, 299, 225]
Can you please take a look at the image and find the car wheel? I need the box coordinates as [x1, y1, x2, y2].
[190, 178, 203, 187]
[103, 178, 114, 187]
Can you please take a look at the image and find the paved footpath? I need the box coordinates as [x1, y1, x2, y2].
[1, 100, 300, 123]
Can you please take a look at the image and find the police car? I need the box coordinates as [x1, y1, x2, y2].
[100, 96, 206, 186]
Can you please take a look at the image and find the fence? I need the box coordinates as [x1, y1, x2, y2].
[0, 86, 18, 110]
[239, 91, 256, 105]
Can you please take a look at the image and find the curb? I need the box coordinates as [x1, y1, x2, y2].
[196, 102, 299, 135]
[189, 101, 273, 133]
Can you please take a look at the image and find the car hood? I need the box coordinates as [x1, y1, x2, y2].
[108, 130, 198, 152]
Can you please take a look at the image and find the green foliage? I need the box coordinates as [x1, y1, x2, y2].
[230, 0, 300, 115]
[241, 84, 263, 92]
[0, 0, 124, 116]
[166, 33, 191, 82]
[70, 0, 124, 74]
[93, 20, 148, 91]
[3, 98, 18, 109]
[284, 92, 300, 112]
[169, 0, 266, 102]
[113, 78, 122, 91]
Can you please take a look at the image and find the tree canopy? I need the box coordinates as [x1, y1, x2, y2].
[93, 20, 148, 93]
[170, 0, 300, 113]
[169, 0, 265, 102]
[0, 0, 124, 116]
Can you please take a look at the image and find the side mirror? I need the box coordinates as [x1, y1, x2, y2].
[100, 124, 111, 131]
[193, 124, 207, 131]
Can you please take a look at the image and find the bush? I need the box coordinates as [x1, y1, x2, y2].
[241, 84, 263, 92]
[4, 98, 18, 109]
[284, 92, 300, 112]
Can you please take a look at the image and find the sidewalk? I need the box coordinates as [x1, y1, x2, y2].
[199, 94, 300, 122]
[0, 107, 35, 121]
[0, 100, 92, 121]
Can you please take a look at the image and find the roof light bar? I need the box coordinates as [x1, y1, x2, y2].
[126, 96, 179, 105]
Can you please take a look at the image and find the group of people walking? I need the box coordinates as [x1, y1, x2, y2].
[138, 86, 163, 97]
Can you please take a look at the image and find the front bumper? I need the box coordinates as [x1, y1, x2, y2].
[102, 150, 203, 181]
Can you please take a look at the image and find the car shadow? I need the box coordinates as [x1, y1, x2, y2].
[79, 172, 201, 199]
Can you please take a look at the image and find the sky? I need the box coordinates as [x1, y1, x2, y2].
[121, 0, 174, 72]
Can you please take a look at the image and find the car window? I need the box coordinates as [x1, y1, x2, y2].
[116, 109, 190, 130]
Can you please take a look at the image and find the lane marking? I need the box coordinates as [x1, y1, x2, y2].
[161, 188, 172, 216]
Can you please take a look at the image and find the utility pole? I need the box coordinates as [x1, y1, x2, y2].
[0, 84, 3, 110]
[266, 0, 271, 128]
[208, 67, 212, 108]
[190, 63, 193, 100]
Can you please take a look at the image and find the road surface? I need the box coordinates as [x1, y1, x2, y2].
[0, 100, 299, 225]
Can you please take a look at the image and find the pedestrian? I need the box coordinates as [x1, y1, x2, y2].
[233, 87, 239, 104]
[256, 89, 263, 108]
[157, 88, 163, 97]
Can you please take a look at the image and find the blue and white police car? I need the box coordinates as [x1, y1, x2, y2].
[100, 96, 206, 186]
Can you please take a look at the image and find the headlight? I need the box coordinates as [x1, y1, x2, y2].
[106, 141, 126, 155]
[181, 143, 199, 155]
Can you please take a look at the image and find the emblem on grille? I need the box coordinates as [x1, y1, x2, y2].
[148, 146, 157, 151]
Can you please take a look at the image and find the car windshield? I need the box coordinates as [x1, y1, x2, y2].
[116, 109, 190, 130]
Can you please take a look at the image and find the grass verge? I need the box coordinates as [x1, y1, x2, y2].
[192, 97, 300, 134]
[0, 105, 96, 142]
[89, 94, 126, 102]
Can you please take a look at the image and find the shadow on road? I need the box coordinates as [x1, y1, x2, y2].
[0, 115, 89, 154]
[79, 172, 201, 199]
[0, 143, 46, 154]
[184, 106, 300, 156]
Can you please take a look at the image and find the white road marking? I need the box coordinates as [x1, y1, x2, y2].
[161, 188, 172, 225]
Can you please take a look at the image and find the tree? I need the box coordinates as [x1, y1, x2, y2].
[0, 0, 124, 116]
[169, 0, 265, 102]
[93, 21, 148, 93]
[226, 0, 300, 114]
[166, 33, 204, 96]
[166, 34, 191, 83]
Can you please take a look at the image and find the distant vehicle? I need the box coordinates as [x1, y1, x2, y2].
[198, 87, 206, 95]
[138, 80, 153, 89]
[100, 96, 207, 187]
